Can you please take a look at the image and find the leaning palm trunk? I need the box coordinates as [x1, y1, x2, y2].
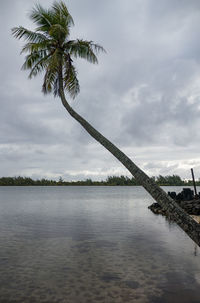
[58, 72, 200, 247]
[13, 1, 200, 247]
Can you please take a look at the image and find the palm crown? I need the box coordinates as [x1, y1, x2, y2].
[12, 1, 105, 98]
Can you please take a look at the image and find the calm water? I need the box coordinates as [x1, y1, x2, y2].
[0, 186, 200, 303]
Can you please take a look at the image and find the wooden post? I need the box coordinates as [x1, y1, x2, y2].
[191, 168, 197, 196]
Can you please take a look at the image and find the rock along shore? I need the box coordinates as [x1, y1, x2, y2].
[148, 188, 200, 219]
[148, 200, 200, 216]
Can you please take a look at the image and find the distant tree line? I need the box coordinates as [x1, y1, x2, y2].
[0, 174, 199, 186]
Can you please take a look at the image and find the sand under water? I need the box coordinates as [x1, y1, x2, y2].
[1, 236, 200, 303]
[0, 186, 200, 302]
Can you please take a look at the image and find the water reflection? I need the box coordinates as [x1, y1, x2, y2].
[0, 186, 200, 302]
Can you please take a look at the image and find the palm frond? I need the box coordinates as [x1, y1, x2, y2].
[20, 40, 52, 54]
[30, 3, 54, 33]
[22, 52, 41, 70]
[91, 43, 106, 54]
[42, 67, 57, 95]
[52, 1, 74, 27]
[21, 50, 48, 70]
[65, 39, 105, 64]
[12, 27, 47, 42]
[29, 53, 52, 78]
[42, 49, 60, 96]
[63, 54, 80, 98]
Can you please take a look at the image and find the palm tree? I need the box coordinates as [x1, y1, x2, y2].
[12, 1, 200, 245]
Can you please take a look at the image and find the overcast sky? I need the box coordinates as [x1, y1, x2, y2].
[1, 0, 200, 181]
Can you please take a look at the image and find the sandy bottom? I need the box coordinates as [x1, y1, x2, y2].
[1, 236, 200, 303]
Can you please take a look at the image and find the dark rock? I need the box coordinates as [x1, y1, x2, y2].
[124, 280, 140, 289]
[148, 203, 167, 216]
[149, 193, 200, 216]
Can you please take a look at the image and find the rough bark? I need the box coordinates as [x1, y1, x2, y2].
[58, 72, 200, 247]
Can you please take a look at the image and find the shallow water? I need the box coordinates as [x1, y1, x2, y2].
[0, 186, 200, 303]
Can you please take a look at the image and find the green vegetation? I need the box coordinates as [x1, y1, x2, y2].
[0, 174, 198, 186]
[12, 2, 105, 98]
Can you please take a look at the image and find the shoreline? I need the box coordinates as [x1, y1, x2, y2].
[148, 202, 200, 224]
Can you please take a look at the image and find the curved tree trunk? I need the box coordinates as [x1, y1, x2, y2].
[58, 72, 200, 247]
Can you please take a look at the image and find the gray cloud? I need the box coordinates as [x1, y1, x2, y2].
[1, 0, 200, 180]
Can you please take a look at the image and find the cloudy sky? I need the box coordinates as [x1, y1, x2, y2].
[1, 0, 200, 181]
